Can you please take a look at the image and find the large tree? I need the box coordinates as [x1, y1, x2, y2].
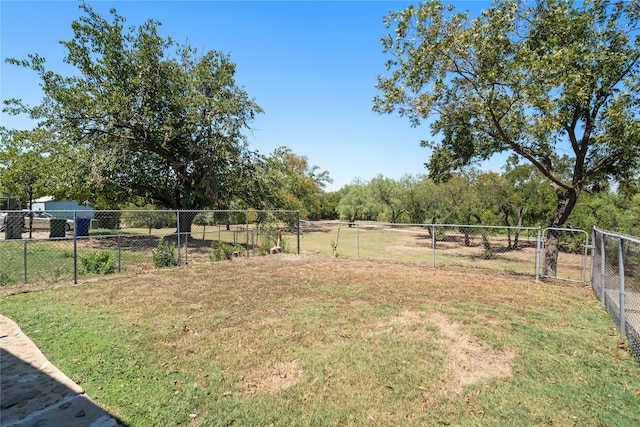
[399, 174, 458, 225]
[373, 0, 640, 276]
[262, 147, 332, 219]
[337, 179, 378, 224]
[0, 128, 49, 208]
[5, 3, 264, 234]
[369, 174, 405, 223]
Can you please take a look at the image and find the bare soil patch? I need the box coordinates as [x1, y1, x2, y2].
[242, 359, 304, 395]
[371, 310, 515, 395]
[428, 312, 515, 394]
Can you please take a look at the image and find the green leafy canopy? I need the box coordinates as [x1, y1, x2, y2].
[4, 2, 264, 213]
[373, 0, 640, 193]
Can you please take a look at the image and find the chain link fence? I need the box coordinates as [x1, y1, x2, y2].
[0, 213, 594, 286]
[299, 222, 594, 282]
[591, 226, 640, 361]
[0, 209, 300, 286]
[300, 221, 553, 278]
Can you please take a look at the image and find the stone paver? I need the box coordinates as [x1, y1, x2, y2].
[0, 315, 122, 426]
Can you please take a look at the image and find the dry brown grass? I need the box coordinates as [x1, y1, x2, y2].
[2, 253, 637, 426]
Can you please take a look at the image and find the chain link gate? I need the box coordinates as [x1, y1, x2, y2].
[541, 227, 590, 282]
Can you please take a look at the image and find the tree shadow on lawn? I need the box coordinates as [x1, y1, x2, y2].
[1, 323, 129, 427]
[84, 234, 218, 252]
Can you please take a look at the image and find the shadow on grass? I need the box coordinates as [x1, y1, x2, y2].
[0, 348, 129, 427]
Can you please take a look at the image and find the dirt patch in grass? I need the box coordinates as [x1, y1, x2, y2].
[242, 359, 304, 395]
[428, 312, 515, 394]
[372, 310, 516, 395]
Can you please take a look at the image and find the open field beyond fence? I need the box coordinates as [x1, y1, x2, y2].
[300, 222, 589, 282]
[1, 255, 638, 426]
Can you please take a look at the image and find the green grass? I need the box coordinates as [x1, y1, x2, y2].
[1, 256, 638, 426]
[0, 240, 75, 285]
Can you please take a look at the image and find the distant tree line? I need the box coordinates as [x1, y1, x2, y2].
[329, 164, 640, 238]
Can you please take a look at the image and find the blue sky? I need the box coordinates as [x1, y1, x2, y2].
[1, 0, 498, 192]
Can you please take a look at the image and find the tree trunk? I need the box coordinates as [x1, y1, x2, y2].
[348, 210, 358, 227]
[27, 186, 34, 239]
[513, 208, 524, 250]
[463, 215, 471, 247]
[176, 210, 198, 242]
[543, 187, 578, 277]
[472, 214, 491, 253]
[501, 208, 512, 249]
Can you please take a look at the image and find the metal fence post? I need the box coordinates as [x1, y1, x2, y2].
[581, 231, 589, 282]
[590, 227, 596, 290]
[73, 211, 78, 284]
[246, 210, 250, 258]
[600, 232, 606, 305]
[356, 224, 359, 260]
[619, 238, 626, 338]
[23, 240, 27, 284]
[297, 211, 301, 255]
[535, 227, 541, 281]
[431, 225, 436, 268]
[117, 235, 122, 272]
[176, 210, 181, 265]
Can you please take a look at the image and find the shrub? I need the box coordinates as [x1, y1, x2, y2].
[259, 234, 274, 254]
[153, 238, 178, 267]
[210, 240, 244, 261]
[210, 240, 228, 261]
[81, 251, 116, 274]
[481, 248, 494, 260]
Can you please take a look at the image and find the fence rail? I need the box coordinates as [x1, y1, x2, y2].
[591, 226, 640, 361]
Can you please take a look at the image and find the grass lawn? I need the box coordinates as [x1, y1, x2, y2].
[1, 255, 638, 426]
[0, 239, 76, 285]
